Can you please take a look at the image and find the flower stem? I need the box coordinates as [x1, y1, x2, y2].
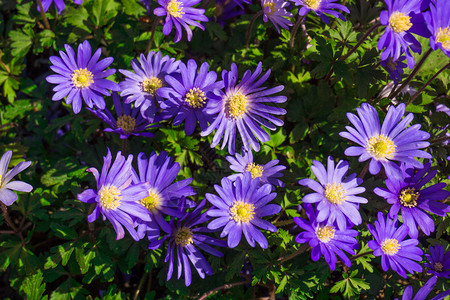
[122, 139, 128, 155]
[407, 62, 450, 106]
[339, 23, 381, 61]
[246, 11, 263, 48]
[350, 250, 373, 261]
[36, 0, 51, 30]
[358, 161, 370, 179]
[289, 15, 305, 49]
[145, 17, 161, 53]
[388, 48, 433, 100]
[277, 244, 309, 264]
[273, 219, 294, 227]
[199, 279, 251, 300]
[1, 202, 18, 232]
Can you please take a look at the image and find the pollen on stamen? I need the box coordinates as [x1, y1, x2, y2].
[225, 92, 248, 119]
[140, 189, 161, 211]
[230, 201, 255, 223]
[389, 12, 412, 33]
[381, 238, 400, 255]
[99, 185, 122, 210]
[316, 225, 335, 243]
[185, 87, 207, 109]
[436, 27, 450, 50]
[72, 68, 94, 88]
[434, 262, 443, 272]
[303, 0, 321, 10]
[399, 187, 419, 208]
[264, 2, 276, 14]
[246, 163, 264, 179]
[116, 115, 136, 133]
[141, 77, 163, 95]
[366, 134, 396, 160]
[167, 0, 185, 18]
[175, 227, 194, 246]
[324, 182, 346, 205]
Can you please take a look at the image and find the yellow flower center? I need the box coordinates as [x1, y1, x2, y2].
[225, 92, 248, 119]
[389, 12, 412, 34]
[399, 187, 419, 208]
[324, 183, 346, 205]
[167, 0, 184, 18]
[175, 227, 194, 246]
[99, 185, 122, 210]
[381, 238, 400, 255]
[436, 27, 450, 50]
[366, 134, 396, 160]
[116, 115, 136, 133]
[72, 68, 94, 88]
[185, 87, 207, 108]
[245, 163, 264, 179]
[316, 225, 335, 243]
[434, 262, 443, 272]
[139, 189, 161, 211]
[142, 77, 163, 95]
[303, 0, 321, 10]
[0, 174, 3, 186]
[230, 201, 255, 223]
[264, 2, 276, 14]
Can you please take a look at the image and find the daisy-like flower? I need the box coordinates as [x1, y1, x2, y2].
[153, 0, 208, 43]
[381, 55, 407, 84]
[291, 0, 350, 24]
[149, 199, 227, 286]
[119, 51, 180, 120]
[201, 62, 287, 155]
[339, 103, 432, 180]
[396, 276, 450, 300]
[377, 0, 429, 69]
[77, 150, 151, 240]
[213, 0, 246, 26]
[368, 212, 423, 278]
[132, 151, 196, 240]
[0, 151, 33, 206]
[87, 92, 158, 139]
[294, 204, 359, 270]
[226, 147, 286, 187]
[298, 156, 367, 231]
[206, 172, 281, 248]
[46, 40, 120, 114]
[157, 59, 223, 135]
[424, 245, 450, 278]
[374, 162, 450, 238]
[38, 0, 82, 14]
[425, 0, 450, 58]
[261, 0, 293, 33]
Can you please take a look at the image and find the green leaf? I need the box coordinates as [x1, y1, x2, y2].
[225, 252, 245, 281]
[276, 275, 288, 293]
[51, 223, 78, 240]
[20, 270, 46, 300]
[76, 245, 96, 274]
[9, 27, 34, 57]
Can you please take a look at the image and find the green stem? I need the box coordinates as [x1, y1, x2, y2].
[245, 11, 263, 48]
[339, 23, 381, 61]
[289, 15, 305, 49]
[36, 0, 51, 30]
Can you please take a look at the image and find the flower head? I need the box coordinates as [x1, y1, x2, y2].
[294, 204, 359, 270]
[213, 0, 246, 26]
[424, 245, 450, 278]
[157, 60, 223, 135]
[425, 0, 450, 58]
[87, 92, 158, 139]
[119, 51, 180, 120]
[154, 0, 208, 43]
[46, 40, 120, 114]
[339, 103, 432, 180]
[261, 0, 293, 33]
[77, 150, 151, 240]
[381, 55, 408, 84]
[374, 163, 450, 238]
[368, 212, 423, 278]
[201, 62, 287, 155]
[298, 156, 367, 230]
[149, 199, 226, 286]
[206, 172, 281, 248]
[0, 151, 33, 206]
[292, 0, 350, 24]
[38, 0, 82, 14]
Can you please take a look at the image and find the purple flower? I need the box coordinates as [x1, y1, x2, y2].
[396, 276, 450, 300]
[77, 150, 151, 240]
[87, 92, 158, 139]
[424, 245, 450, 278]
[261, 0, 293, 33]
[368, 212, 423, 278]
[425, 0, 450, 58]
[0, 151, 33, 206]
[226, 147, 286, 187]
[298, 156, 367, 230]
[140, 0, 151, 15]
[132, 151, 196, 240]
[38, 0, 82, 14]
[339, 103, 432, 180]
[291, 0, 350, 24]
[154, 0, 208, 43]
[374, 162, 450, 238]
[149, 199, 226, 286]
[157, 60, 223, 135]
[119, 51, 180, 120]
[201, 62, 287, 155]
[46, 40, 120, 114]
[294, 204, 358, 270]
[206, 172, 281, 248]
[377, 0, 429, 69]
[381, 55, 407, 84]
[213, 0, 246, 26]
